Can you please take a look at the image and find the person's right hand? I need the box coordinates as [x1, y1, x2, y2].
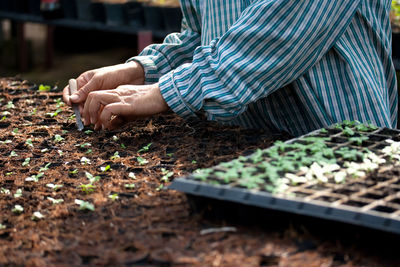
[62, 61, 145, 106]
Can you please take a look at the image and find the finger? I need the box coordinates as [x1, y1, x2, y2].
[62, 85, 71, 106]
[109, 116, 126, 131]
[83, 91, 120, 125]
[94, 106, 104, 131]
[99, 102, 132, 130]
[70, 75, 100, 104]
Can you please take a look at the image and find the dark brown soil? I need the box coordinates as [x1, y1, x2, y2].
[1, 77, 399, 267]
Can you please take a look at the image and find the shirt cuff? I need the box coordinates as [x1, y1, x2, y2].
[126, 56, 160, 84]
[159, 71, 198, 119]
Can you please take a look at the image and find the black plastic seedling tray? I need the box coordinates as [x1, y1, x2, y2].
[170, 122, 400, 234]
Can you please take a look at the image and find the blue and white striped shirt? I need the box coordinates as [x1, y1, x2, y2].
[129, 0, 398, 136]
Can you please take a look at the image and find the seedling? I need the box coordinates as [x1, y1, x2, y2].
[161, 168, 173, 182]
[47, 197, 64, 205]
[112, 135, 119, 141]
[156, 184, 164, 191]
[0, 116, 6, 121]
[138, 143, 152, 153]
[100, 165, 111, 172]
[25, 172, 44, 182]
[76, 142, 91, 149]
[110, 151, 120, 160]
[80, 157, 91, 165]
[69, 169, 78, 175]
[6, 101, 15, 109]
[46, 183, 63, 191]
[349, 136, 369, 146]
[0, 140, 12, 144]
[12, 205, 23, 214]
[120, 143, 126, 149]
[14, 189, 22, 198]
[39, 163, 51, 172]
[25, 138, 33, 148]
[166, 153, 174, 157]
[9, 151, 18, 157]
[30, 108, 37, 115]
[137, 156, 149, 165]
[86, 149, 93, 154]
[41, 148, 49, 153]
[128, 172, 136, 179]
[46, 108, 62, 118]
[38, 84, 51, 91]
[32, 211, 44, 221]
[75, 199, 95, 211]
[57, 150, 63, 156]
[125, 183, 135, 189]
[62, 130, 69, 134]
[0, 223, 6, 230]
[5, 172, 13, 176]
[54, 134, 64, 142]
[192, 160, 197, 164]
[84, 130, 93, 135]
[342, 127, 355, 136]
[80, 184, 96, 194]
[108, 193, 119, 201]
[55, 98, 64, 108]
[320, 128, 328, 134]
[1, 188, 10, 195]
[85, 172, 100, 184]
[22, 157, 30, 167]
[12, 128, 18, 134]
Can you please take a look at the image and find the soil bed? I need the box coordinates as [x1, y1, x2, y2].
[0, 77, 399, 266]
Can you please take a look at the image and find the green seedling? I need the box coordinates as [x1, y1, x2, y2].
[0, 116, 6, 121]
[25, 138, 33, 148]
[191, 160, 197, 164]
[46, 183, 63, 191]
[112, 135, 119, 141]
[120, 143, 126, 149]
[166, 153, 174, 157]
[75, 199, 95, 211]
[14, 189, 22, 198]
[161, 168, 173, 182]
[84, 130, 93, 135]
[136, 156, 149, 165]
[62, 130, 69, 134]
[80, 157, 91, 165]
[38, 84, 51, 91]
[100, 165, 111, 172]
[128, 172, 136, 179]
[32, 211, 44, 221]
[10, 151, 18, 157]
[125, 183, 135, 189]
[349, 136, 369, 146]
[41, 148, 49, 153]
[342, 126, 355, 136]
[12, 128, 18, 134]
[39, 163, 51, 172]
[138, 143, 152, 153]
[22, 157, 30, 167]
[47, 197, 64, 205]
[319, 128, 328, 134]
[55, 98, 64, 108]
[85, 172, 100, 184]
[76, 142, 91, 149]
[108, 193, 119, 201]
[86, 149, 93, 154]
[57, 150, 63, 156]
[1, 188, 10, 194]
[156, 184, 164, 191]
[54, 134, 64, 142]
[335, 147, 364, 161]
[46, 108, 62, 118]
[6, 101, 15, 109]
[12, 205, 23, 214]
[68, 114, 76, 120]
[25, 172, 44, 182]
[30, 108, 37, 115]
[110, 151, 120, 160]
[69, 169, 78, 175]
[0, 140, 12, 144]
[80, 184, 96, 194]
[5, 172, 13, 176]
[0, 223, 6, 230]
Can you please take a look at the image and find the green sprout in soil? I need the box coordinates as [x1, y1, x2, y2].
[47, 197, 64, 205]
[38, 84, 51, 91]
[6, 101, 15, 109]
[58, 150, 63, 156]
[0, 223, 6, 230]
[349, 136, 369, 146]
[100, 165, 111, 172]
[110, 151, 120, 160]
[108, 193, 119, 201]
[128, 172, 136, 179]
[342, 120, 357, 127]
[62, 130, 69, 134]
[121, 143, 126, 149]
[80, 157, 91, 165]
[55, 98, 64, 108]
[75, 199, 95, 211]
[166, 153, 174, 157]
[25, 138, 33, 148]
[85, 171, 100, 184]
[161, 168, 173, 182]
[0, 140, 12, 144]
[335, 147, 364, 161]
[86, 149, 92, 154]
[12, 128, 19, 134]
[9, 151, 18, 157]
[39, 163, 51, 172]
[156, 184, 164, 191]
[46, 183, 63, 191]
[46, 108, 62, 118]
[1, 188, 10, 195]
[80, 184, 96, 194]
[54, 134, 64, 142]
[22, 157, 30, 167]
[137, 156, 149, 165]
[69, 169, 78, 175]
[342, 126, 355, 136]
[68, 114, 76, 120]
[138, 143, 152, 153]
[30, 108, 37, 115]
[41, 148, 49, 153]
[31, 211, 44, 221]
[84, 130, 93, 135]
[76, 142, 91, 149]
[192, 160, 197, 164]
[25, 172, 44, 182]
[319, 128, 328, 134]
[6, 172, 13, 176]
[14, 189, 22, 198]
[112, 135, 119, 142]
[125, 183, 135, 189]
[0, 116, 6, 121]
[12, 205, 23, 214]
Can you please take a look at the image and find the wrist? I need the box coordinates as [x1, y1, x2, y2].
[125, 61, 145, 85]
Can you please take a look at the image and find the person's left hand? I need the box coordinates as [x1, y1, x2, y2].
[81, 83, 169, 130]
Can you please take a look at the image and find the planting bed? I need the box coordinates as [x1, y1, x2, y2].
[1, 77, 400, 266]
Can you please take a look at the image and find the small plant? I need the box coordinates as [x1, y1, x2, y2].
[100, 165, 111, 172]
[39, 163, 51, 172]
[85, 172, 100, 183]
[319, 128, 328, 134]
[47, 197, 64, 205]
[76, 142, 91, 149]
[6, 101, 15, 109]
[55, 98, 64, 108]
[349, 136, 369, 146]
[75, 199, 95, 211]
[0, 223, 6, 230]
[0, 139, 12, 144]
[125, 183, 135, 189]
[191, 160, 197, 164]
[46, 108, 62, 118]
[160, 168, 173, 182]
[41, 148, 49, 153]
[57, 150, 63, 156]
[25, 138, 33, 148]
[30, 108, 37, 115]
[80, 184, 96, 194]
[54, 134, 64, 142]
[128, 172, 136, 179]
[38, 84, 51, 91]
[84, 130, 93, 135]
[12, 128, 18, 134]
[137, 156, 149, 165]
[108, 193, 119, 201]
[31, 211, 44, 221]
[6, 172, 13, 176]
[9, 151, 18, 157]
[342, 126, 355, 136]
[14, 189, 22, 198]
[112, 135, 119, 141]
[110, 151, 120, 160]
[120, 143, 126, 149]
[69, 169, 78, 175]
[1, 188, 10, 195]
[46, 183, 63, 191]
[138, 143, 152, 153]
[25, 172, 44, 182]
[12, 205, 23, 214]
[22, 157, 30, 167]
[80, 157, 91, 165]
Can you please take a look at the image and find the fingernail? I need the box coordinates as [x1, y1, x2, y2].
[69, 94, 79, 102]
[102, 124, 105, 131]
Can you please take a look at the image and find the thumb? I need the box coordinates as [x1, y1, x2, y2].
[70, 78, 100, 103]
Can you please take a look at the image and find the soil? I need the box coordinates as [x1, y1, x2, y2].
[0, 77, 400, 267]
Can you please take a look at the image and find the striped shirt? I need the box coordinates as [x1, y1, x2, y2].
[129, 0, 398, 136]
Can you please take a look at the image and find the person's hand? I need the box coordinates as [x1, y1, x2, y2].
[82, 83, 169, 130]
[62, 61, 145, 107]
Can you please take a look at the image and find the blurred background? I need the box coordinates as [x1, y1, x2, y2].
[0, 0, 399, 90]
[0, 0, 181, 87]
